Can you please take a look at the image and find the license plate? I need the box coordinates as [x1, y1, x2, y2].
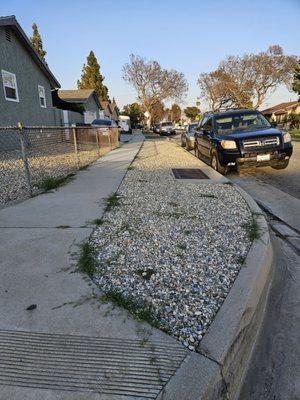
[257, 154, 270, 162]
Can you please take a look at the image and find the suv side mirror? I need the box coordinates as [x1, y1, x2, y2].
[271, 121, 277, 128]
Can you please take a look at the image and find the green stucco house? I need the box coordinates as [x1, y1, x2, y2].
[0, 15, 61, 126]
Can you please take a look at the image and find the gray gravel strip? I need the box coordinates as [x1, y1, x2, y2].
[91, 140, 252, 351]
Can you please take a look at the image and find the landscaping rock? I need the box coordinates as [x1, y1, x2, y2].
[91, 140, 252, 350]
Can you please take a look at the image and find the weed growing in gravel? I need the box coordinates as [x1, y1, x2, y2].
[154, 211, 183, 219]
[77, 242, 98, 278]
[242, 216, 261, 241]
[236, 255, 246, 265]
[104, 193, 122, 212]
[101, 290, 159, 327]
[91, 218, 104, 226]
[184, 230, 191, 236]
[199, 194, 217, 198]
[38, 174, 73, 191]
[56, 225, 71, 229]
[121, 222, 131, 232]
[127, 165, 135, 170]
[177, 243, 187, 251]
[136, 268, 156, 280]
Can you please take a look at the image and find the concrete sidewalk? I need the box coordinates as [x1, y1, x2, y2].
[0, 134, 189, 400]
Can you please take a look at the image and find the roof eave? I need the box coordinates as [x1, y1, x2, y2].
[0, 15, 60, 88]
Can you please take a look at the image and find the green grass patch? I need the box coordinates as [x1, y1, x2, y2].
[242, 216, 261, 241]
[38, 174, 73, 191]
[236, 255, 246, 265]
[77, 242, 98, 278]
[91, 218, 104, 226]
[101, 290, 158, 326]
[104, 193, 122, 212]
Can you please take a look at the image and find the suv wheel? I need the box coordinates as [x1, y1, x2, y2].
[211, 151, 227, 175]
[271, 159, 289, 170]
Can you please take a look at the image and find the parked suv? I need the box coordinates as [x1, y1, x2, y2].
[194, 109, 293, 174]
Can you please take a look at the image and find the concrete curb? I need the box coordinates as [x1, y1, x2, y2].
[159, 142, 273, 400]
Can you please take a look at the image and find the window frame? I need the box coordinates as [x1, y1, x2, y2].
[38, 85, 47, 108]
[1, 70, 19, 102]
[202, 117, 213, 134]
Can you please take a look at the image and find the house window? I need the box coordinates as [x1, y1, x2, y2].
[38, 85, 46, 108]
[1, 70, 19, 102]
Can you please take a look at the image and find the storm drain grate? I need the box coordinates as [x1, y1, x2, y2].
[172, 168, 210, 179]
[0, 329, 187, 398]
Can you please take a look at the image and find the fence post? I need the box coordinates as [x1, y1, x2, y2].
[72, 127, 80, 168]
[18, 122, 33, 197]
[108, 128, 112, 150]
[95, 128, 101, 156]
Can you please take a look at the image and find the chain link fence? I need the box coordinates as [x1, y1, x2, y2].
[0, 125, 119, 206]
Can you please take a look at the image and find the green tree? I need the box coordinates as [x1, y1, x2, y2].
[30, 23, 46, 59]
[121, 103, 144, 127]
[184, 106, 200, 121]
[170, 104, 181, 122]
[292, 60, 300, 96]
[77, 51, 109, 101]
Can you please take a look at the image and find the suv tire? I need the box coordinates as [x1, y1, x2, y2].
[271, 160, 289, 170]
[211, 151, 227, 175]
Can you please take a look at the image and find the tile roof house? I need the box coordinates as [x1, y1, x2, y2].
[261, 101, 300, 123]
[56, 89, 102, 125]
[0, 15, 61, 126]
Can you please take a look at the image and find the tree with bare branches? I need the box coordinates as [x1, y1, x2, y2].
[198, 46, 297, 110]
[123, 55, 188, 125]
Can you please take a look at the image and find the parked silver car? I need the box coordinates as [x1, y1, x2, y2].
[159, 122, 176, 136]
[181, 123, 198, 149]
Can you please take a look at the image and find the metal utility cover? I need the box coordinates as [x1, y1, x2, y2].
[172, 168, 210, 179]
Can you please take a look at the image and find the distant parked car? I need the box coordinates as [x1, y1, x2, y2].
[91, 118, 120, 140]
[91, 118, 118, 127]
[152, 123, 160, 133]
[181, 123, 197, 150]
[159, 122, 176, 136]
[194, 109, 293, 174]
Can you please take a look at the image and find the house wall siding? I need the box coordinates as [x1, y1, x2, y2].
[84, 95, 100, 120]
[0, 27, 58, 126]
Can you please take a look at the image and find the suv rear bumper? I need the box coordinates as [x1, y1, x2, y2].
[219, 145, 293, 168]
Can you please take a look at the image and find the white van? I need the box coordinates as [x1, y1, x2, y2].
[119, 116, 132, 133]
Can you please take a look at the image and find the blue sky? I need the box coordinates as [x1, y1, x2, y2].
[1, 0, 299, 110]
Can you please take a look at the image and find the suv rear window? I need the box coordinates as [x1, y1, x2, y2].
[215, 112, 271, 134]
